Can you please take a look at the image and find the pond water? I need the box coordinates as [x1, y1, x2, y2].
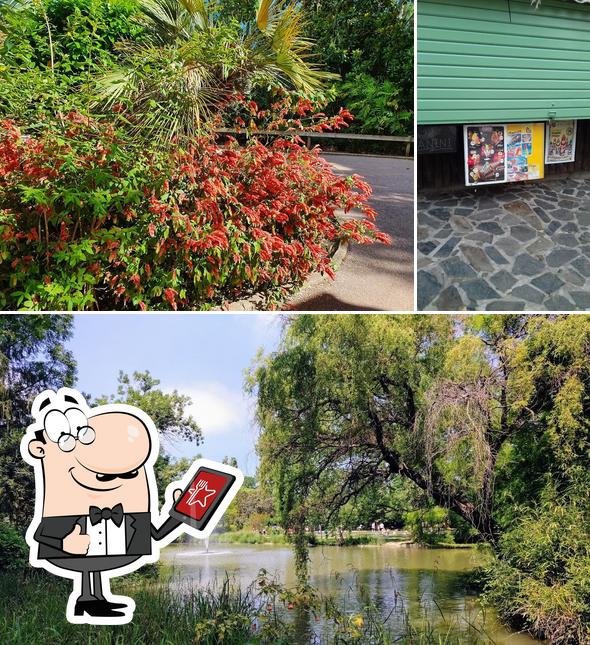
[160, 541, 539, 643]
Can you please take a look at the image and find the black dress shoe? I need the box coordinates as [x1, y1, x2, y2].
[95, 598, 129, 610]
[74, 599, 125, 617]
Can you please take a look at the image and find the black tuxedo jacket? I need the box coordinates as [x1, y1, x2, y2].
[34, 512, 180, 559]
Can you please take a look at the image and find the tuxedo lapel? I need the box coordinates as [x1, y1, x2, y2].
[125, 514, 136, 551]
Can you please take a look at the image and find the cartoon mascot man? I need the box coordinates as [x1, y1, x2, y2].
[20, 388, 242, 625]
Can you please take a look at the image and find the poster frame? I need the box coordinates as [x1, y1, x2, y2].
[463, 124, 508, 187]
[505, 122, 545, 183]
[544, 120, 577, 165]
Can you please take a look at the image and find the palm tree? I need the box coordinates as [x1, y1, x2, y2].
[96, 0, 337, 143]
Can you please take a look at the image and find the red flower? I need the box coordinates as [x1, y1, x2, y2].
[163, 288, 178, 309]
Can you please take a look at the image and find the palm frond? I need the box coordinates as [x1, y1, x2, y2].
[178, 0, 208, 25]
[249, 1, 338, 94]
[136, 0, 205, 44]
[256, 0, 273, 31]
[94, 0, 335, 141]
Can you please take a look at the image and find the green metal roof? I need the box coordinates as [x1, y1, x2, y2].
[418, 0, 590, 124]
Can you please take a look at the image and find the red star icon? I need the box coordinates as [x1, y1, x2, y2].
[187, 479, 217, 508]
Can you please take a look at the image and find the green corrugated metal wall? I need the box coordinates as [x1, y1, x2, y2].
[418, 0, 590, 124]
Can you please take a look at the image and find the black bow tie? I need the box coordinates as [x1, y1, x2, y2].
[89, 503, 124, 527]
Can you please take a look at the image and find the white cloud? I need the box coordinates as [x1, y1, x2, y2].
[169, 382, 252, 436]
[242, 313, 285, 348]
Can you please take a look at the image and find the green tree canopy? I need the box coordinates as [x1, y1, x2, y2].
[0, 315, 76, 527]
[95, 370, 202, 443]
[0, 321, 201, 529]
[249, 314, 590, 546]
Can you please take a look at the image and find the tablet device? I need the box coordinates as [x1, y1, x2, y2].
[168, 466, 237, 532]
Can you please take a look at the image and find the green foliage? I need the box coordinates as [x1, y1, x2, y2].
[0, 0, 143, 120]
[215, 530, 286, 544]
[0, 0, 142, 76]
[97, 370, 202, 443]
[302, 0, 413, 134]
[97, 0, 337, 142]
[334, 476, 422, 531]
[339, 72, 412, 136]
[0, 315, 75, 528]
[222, 483, 274, 531]
[249, 314, 454, 533]
[0, 66, 72, 125]
[484, 498, 590, 643]
[404, 507, 449, 546]
[0, 522, 28, 571]
[251, 314, 590, 638]
[0, 568, 479, 644]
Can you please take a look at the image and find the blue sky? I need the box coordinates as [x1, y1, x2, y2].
[68, 314, 284, 476]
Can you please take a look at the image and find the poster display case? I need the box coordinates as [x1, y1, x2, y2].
[464, 122, 546, 186]
[545, 120, 577, 164]
[505, 123, 545, 182]
[464, 125, 506, 186]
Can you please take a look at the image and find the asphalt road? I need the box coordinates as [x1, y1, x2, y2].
[287, 153, 414, 311]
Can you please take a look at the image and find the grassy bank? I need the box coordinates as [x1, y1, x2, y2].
[214, 531, 287, 545]
[0, 570, 495, 645]
[213, 530, 410, 547]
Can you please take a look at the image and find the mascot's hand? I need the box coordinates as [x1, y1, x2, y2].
[63, 524, 90, 555]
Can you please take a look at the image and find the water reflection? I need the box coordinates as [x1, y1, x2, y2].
[161, 542, 538, 643]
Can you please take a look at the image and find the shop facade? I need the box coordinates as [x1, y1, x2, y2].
[417, 0, 590, 191]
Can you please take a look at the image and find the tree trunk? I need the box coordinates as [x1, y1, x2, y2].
[368, 401, 498, 544]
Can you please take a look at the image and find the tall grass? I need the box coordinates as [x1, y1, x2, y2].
[0, 571, 256, 645]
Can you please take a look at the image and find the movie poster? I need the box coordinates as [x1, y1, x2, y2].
[464, 125, 506, 186]
[545, 120, 577, 164]
[505, 123, 544, 182]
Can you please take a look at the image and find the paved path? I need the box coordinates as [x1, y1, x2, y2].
[287, 154, 414, 311]
[418, 176, 590, 311]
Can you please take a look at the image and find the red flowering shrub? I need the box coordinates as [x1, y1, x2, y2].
[0, 107, 390, 310]
[219, 93, 356, 134]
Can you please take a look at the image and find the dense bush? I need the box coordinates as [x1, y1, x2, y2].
[0, 0, 142, 76]
[484, 499, 590, 643]
[0, 522, 28, 572]
[339, 72, 412, 136]
[0, 102, 389, 310]
[302, 0, 413, 135]
[404, 507, 450, 545]
[0, 0, 143, 122]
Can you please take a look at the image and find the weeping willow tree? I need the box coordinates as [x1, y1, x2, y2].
[250, 314, 590, 545]
[96, 0, 337, 142]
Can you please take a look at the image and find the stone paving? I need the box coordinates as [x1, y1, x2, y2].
[417, 176, 590, 311]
